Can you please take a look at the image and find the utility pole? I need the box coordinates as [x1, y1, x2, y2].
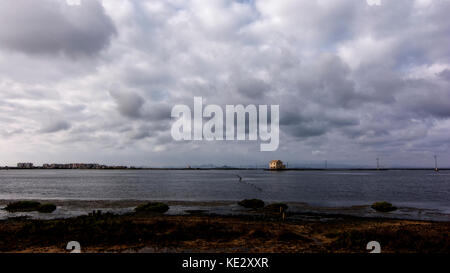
[376, 158, 380, 170]
[434, 155, 438, 172]
[325, 160, 328, 169]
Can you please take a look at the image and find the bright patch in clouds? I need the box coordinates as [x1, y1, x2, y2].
[366, 0, 381, 6]
[66, 0, 81, 6]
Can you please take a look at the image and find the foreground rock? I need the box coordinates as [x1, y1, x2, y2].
[37, 204, 57, 213]
[371, 202, 397, 212]
[238, 199, 265, 209]
[4, 201, 56, 213]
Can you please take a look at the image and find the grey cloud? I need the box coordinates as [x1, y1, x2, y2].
[355, 0, 450, 66]
[285, 124, 328, 138]
[0, 128, 24, 138]
[438, 69, 450, 81]
[110, 90, 145, 119]
[403, 94, 450, 119]
[109, 89, 172, 123]
[142, 103, 172, 122]
[40, 120, 71, 133]
[393, 79, 450, 119]
[280, 108, 359, 139]
[154, 132, 175, 145]
[233, 74, 270, 99]
[129, 122, 170, 141]
[0, 0, 116, 56]
[254, 0, 358, 47]
[130, 128, 153, 140]
[352, 66, 400, 105]
[310, 55, 361, 108]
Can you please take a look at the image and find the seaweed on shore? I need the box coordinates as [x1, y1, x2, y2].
[238, 199, 265, 209]
[4, 201, 57, 213]
[37, 204, 57, 213]
[135, 202, 169, 213]
[371, 202, 397, 212]
[4, 201, 41, 212]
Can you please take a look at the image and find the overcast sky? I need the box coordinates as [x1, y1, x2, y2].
[0, 0, 449, 168]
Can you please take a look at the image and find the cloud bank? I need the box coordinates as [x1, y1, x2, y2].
[0, 0, 449, 168]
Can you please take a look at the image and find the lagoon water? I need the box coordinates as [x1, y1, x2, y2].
[0, 169, 449, 214]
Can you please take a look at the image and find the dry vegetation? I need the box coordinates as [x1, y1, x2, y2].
[0, 211, 448, 253]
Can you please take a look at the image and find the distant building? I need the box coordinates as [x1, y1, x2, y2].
[269, 160, 286, 170]
[17, 163, 33, 169]
[42, 163, 125, 169]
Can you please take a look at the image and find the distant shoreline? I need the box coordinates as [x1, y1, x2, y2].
[1, 167, 448, 171]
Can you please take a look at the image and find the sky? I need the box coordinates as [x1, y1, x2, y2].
[0, 0, 450, 168]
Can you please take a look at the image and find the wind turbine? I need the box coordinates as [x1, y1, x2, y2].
[434, 155, 438, 172]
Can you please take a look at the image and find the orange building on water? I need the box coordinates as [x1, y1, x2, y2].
[269, 160, 286, 170]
